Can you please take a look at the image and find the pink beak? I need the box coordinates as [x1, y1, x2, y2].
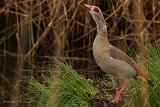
[84, 4, 93, 10]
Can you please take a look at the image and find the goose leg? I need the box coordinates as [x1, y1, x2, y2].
[111, 80, 128, 103]
[116, 79, 120, 93]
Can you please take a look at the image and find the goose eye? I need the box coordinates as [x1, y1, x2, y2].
[93, 7, 99, 13]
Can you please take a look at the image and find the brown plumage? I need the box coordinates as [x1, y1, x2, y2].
[84, 4, 151, 103]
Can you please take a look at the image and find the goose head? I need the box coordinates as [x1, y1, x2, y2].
[84, 4, 107, 35]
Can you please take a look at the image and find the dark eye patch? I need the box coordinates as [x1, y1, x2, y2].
[93, 7, 99, 13]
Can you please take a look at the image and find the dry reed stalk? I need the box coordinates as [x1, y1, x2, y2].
[131, 0, 149, 106]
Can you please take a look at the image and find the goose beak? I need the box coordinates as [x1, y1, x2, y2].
[84, 4, 93, 10]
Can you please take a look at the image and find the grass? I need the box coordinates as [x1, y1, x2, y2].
[26, 58, 98, 107]
[147, 43, 160, 107]
[122, 42, 160, 107]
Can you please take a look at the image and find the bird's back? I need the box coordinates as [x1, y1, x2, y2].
[109, 46, 151, 81]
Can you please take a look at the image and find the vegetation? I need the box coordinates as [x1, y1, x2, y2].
[26, 58, 98, 107]
[146, 44, 160, 107]
[123, 43, 160, 107]
[0, 0, 160, 107]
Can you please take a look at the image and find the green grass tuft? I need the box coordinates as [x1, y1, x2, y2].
[26, 58, 98, 107]
[123, 42, 160, 107]
[146, 43, 160, 107]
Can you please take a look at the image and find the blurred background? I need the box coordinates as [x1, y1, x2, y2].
[0, 0, 160, 107]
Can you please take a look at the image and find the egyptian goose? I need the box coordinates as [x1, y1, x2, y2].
[84, 4, 151, 103]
